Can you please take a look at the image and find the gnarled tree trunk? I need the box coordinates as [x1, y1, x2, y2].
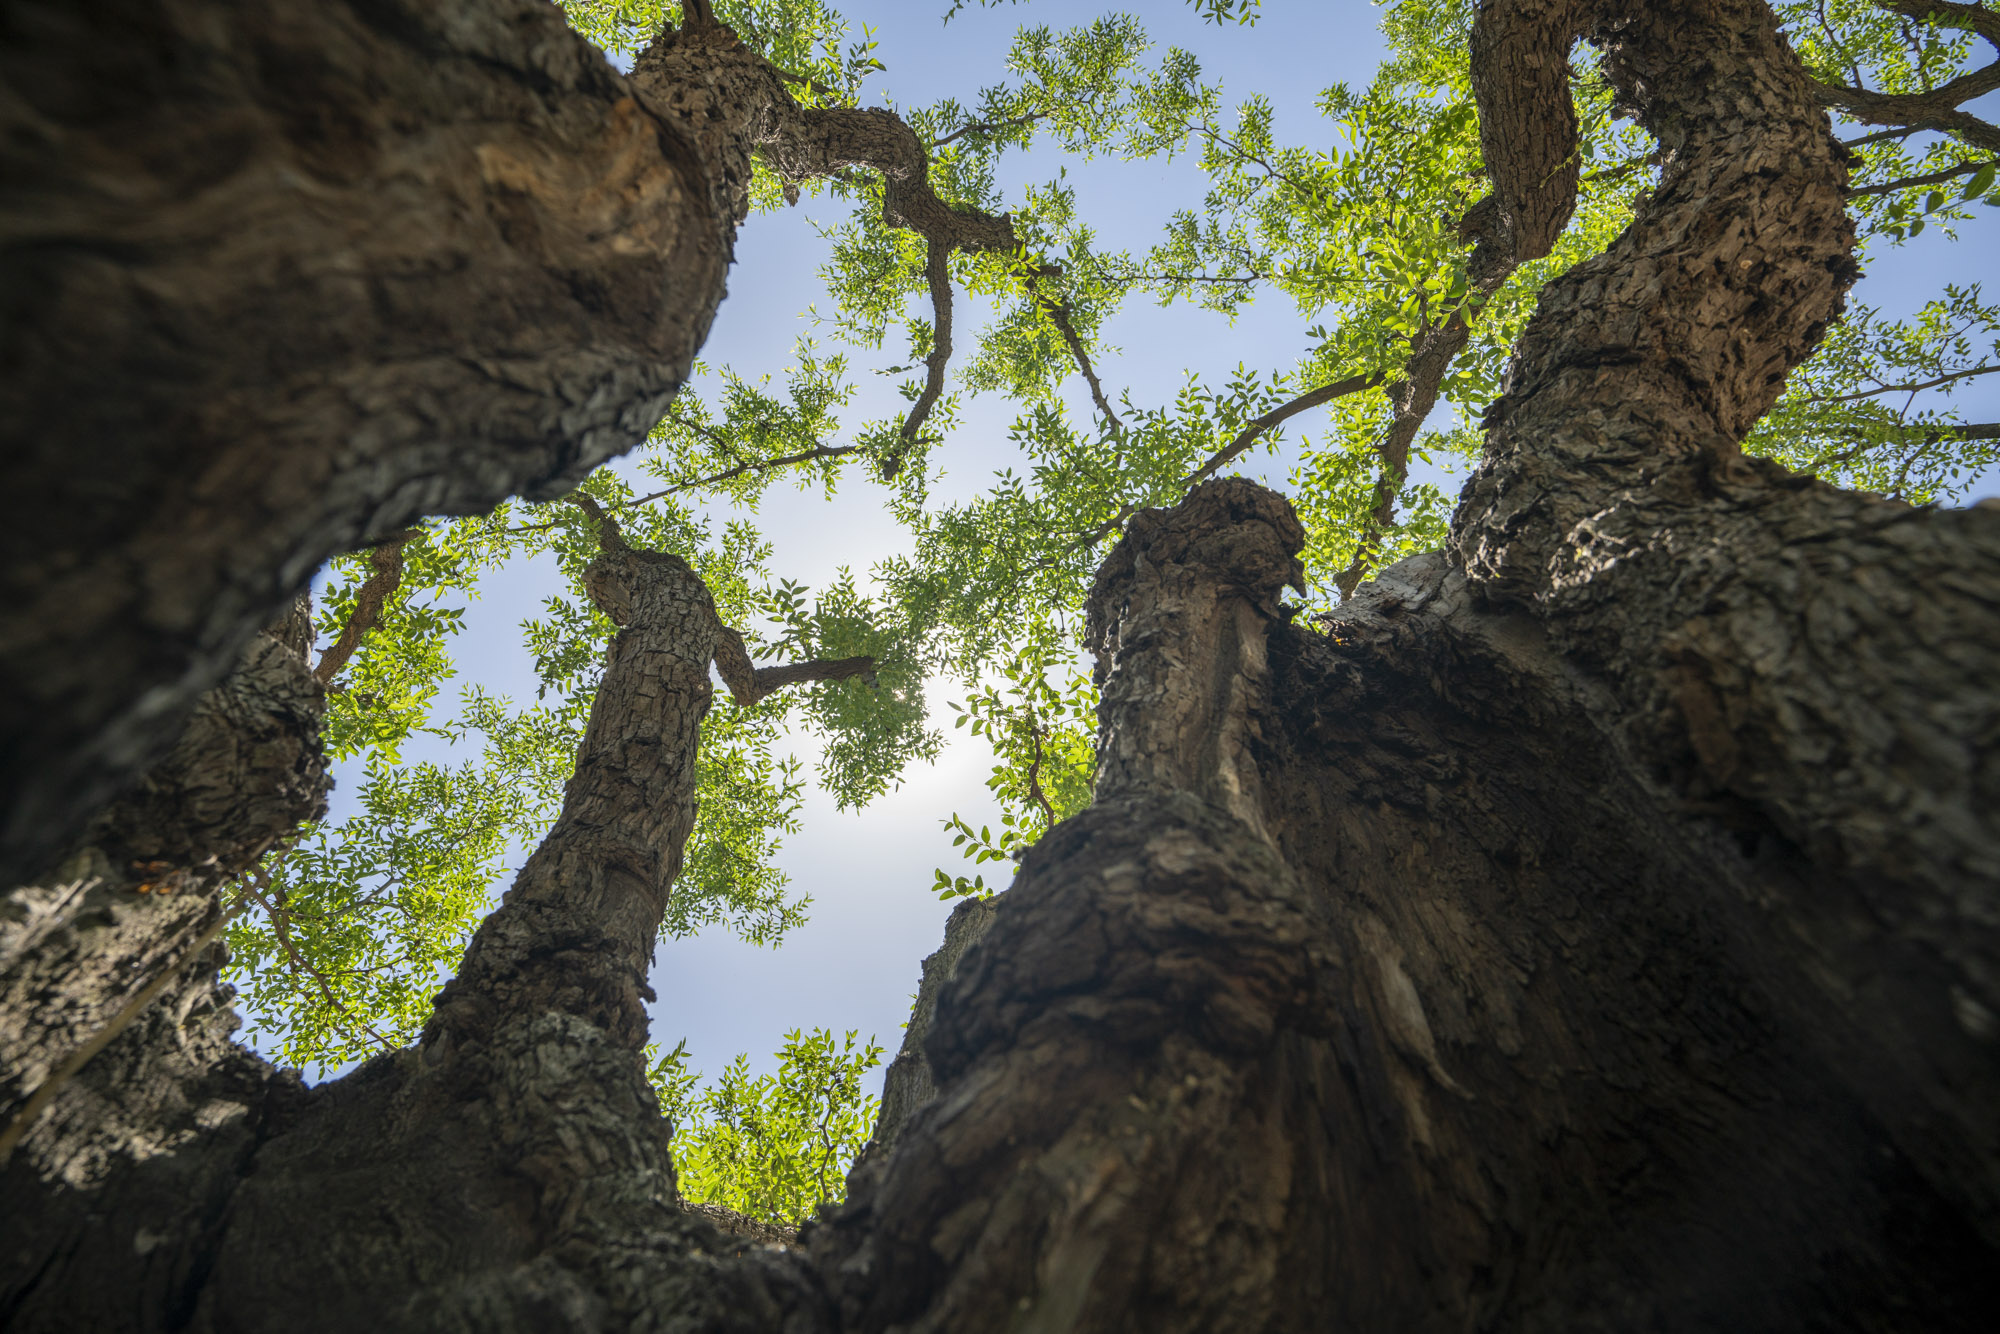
[3, 0, 1997, 1330]
[0, 0, 732, 885]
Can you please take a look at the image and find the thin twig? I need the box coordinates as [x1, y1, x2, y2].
[1022, 714, 1056, 829]
[634, 441, 859, 502]
[1184, 372, 1386, 490]
[1806, 363, 1998, 402]
[497, 439, 859, 536]
[242, 857, 398, 1055]
[930, 111, 1048, 149]
[1847, 156, 1996, 196]
[1037, 289, 1125, 437]
[1065, 372, 1386, 553]
[1841, 124, 1927, 149]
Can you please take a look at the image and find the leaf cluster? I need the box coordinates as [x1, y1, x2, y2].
[648, 1028, 884, 1227]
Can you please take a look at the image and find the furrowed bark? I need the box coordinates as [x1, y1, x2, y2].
[0, 0, 732, 886]
[810, 0, 1997, 1327]
[1453, 0, 2000, 1232]
[1, 609, 328, 1321]
[0, 511, 874, 1331]
[6, 0, 1997, 1329]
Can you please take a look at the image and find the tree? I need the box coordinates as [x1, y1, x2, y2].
[4, 0, 1999, 1330]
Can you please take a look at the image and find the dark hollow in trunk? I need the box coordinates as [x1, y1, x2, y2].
[3, 0, 1998, 1329]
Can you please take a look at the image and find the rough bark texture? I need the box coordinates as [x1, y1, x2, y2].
[3, 522, 827, 1331]
[853, 896, 997, 1173]
[806, 0, 1998, 1327]
[4, 0, 1999, 1329]
[0, 611, 328, 1318]
[0, 0, 733, 886]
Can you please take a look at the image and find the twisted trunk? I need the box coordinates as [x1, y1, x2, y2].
[3, 0, 1998, 1330]
[0, 0, 731, 886]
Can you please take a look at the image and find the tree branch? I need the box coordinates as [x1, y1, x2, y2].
[1022, 714, 1056, 830]
[1187, 373, 1388, 490]
[1806, 362, 1999, 402]
[1331, 0, 1594, 601]
[889, 244, 956, 479]
[313, 531, 419, 686]
[929, 111, 1048, 149]
[1033, 284, 1125, 438]
[242, 859, 398, 1056]
[1067, 372, 1384, 554]
[1841, 124, 1928, 148]
[1799, 419, 2000, 473]
[712, 626, 876, 706]
[1847, 154, 1997, 196]
[1809, 1, 2000, 155]
[636, 439, 860, 501]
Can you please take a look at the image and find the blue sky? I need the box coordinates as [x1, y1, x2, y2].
[281, 0, 1999, 1095]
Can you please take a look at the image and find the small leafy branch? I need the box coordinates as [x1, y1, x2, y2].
[648, 1027, 885, 1228]
[933, 651, 1097, 901]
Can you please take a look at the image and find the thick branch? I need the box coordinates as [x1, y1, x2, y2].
[426, 500, 715, 1049]
[313, 532, 418, 686]
[712, 626, 877, 706]
[1809, 0, 2000, 156]
[1323, 0, 1594, 601]
[1465, 0, 1587, 270]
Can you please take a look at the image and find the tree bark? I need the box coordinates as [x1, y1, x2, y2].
[810, 0, 1997, 1326]
[4, 0, 1998, 1329]
[0, 0, 733, 886]
[1, 605, 328, 1321]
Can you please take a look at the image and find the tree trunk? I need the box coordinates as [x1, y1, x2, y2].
[0, 603, 328, 1323]
[0, 0, 733, 885]
[4, 0, 1998, 1330]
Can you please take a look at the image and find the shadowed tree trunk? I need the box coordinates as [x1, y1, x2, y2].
[3, 0, 1998, 1330]
[0, 0, 731, 885]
